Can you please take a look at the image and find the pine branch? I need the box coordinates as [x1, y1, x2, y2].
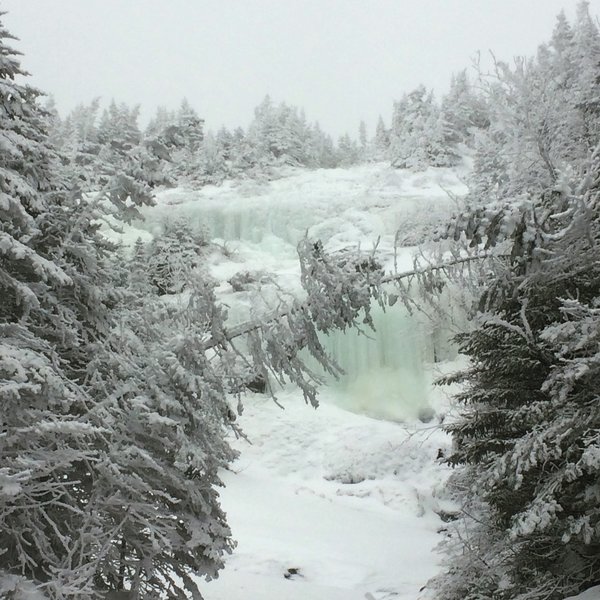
[205, 252, 499, 349]
[380, 252, 498, 284]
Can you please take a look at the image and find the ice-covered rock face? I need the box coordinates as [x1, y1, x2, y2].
[303, 301, 430, 421]
[306, 292, 465, 422]
[131, 163, 468, 420]
[138, 163, 465, 250]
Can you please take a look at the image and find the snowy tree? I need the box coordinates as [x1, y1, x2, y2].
[305, 122, 337, 168]
[425, 8, 600, 600]
[358, 120, 368, 159]
[140, 96, 340, 185]
[248, 96, 307, 166]
[468, 3, 600, 202]
[430, 7, 600, 598]
[0, 17, 150, 597]
[164, 99, 206, 182]
[43, 95, 62, 143]
[82, 267, 237, 598]
[128, 237, 151, 295]
[372, 115, 390, 161]
[145, 105, 176, 140]
[215, 127, 234, 161]
[433, 152, 600, 600]
[97, 101, 141, 154]
[0, 17, 94, 596]
[336, 133, 361, 167]
[142, 105, 183, 186]
[147, 219, 208, 295]
[0, 16, 240, 598]
[441, 70, 489, 146]
[228, 126, 262, 175]
[176, 98, 205, 152]
[49, 99, 102, 187]
[389, 86, 458, 170]
[192, 132, 228, 185]
[245, 96, 341, 169]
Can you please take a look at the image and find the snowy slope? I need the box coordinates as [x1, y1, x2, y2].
[142, 163, 466, 250]
[104, 162, 467, 262]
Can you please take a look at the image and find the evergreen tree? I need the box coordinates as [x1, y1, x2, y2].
[176, 98, 205, 153]
[433, 156, 600, 600]
[143, 105, 184, 186]
[389, 86, 458, 170]
[49, 99, 102, 187]
[97, 100, 141, 154]
[166, 99, 206, 182]
[373, 115, 390, 161]
[215, 127, 234, 162]
[0, 17, 131, 596]
[247, 96, 325, 168]
[336, 133, 360, 166]
[358, 120, 368, 159]
[432, 6, 600, 599]
[193, 132, 228, 186]
[468, 4, 600, 201]
[83, 263, 237, 598]
[441, 70, 489, 146]
[145, 105, 176, 140]
[305, 122, 337, 168]
[0, 17, 235, 599]
[228, 126, 261, 175]
[147, 219, 207, 295]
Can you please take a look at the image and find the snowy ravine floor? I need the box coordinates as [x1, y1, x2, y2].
[199, 382, 456, 600]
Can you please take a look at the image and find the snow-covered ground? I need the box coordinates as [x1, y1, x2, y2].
[109, 163, 471, 598]
[100, 159, 599, 600]
[565, 587, 600, 600]
[200, 380, 456, 600]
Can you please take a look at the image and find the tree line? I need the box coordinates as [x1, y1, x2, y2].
[45, 58, 492, 190]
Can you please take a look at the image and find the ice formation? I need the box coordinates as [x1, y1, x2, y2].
[132, 164, 467, 420]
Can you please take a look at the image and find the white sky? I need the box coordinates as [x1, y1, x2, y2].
[3, 0, 599, 137]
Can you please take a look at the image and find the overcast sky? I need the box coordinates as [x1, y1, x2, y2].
[3, 0, 599, 137]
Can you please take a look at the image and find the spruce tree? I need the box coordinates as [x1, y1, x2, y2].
[0, 15, 115, 597]
[389, 86, 458, 170]
[441, 70, 489, 146]
[0, 17, 231, 599]
[434, 157, 600, 600]
[468, 3, 600, 203]
[373, 116, 390, 161]
[147, 219, 207, 295]
[432, 7, 600, 598]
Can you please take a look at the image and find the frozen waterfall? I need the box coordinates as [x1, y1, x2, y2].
[139, 166, 465, 421]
